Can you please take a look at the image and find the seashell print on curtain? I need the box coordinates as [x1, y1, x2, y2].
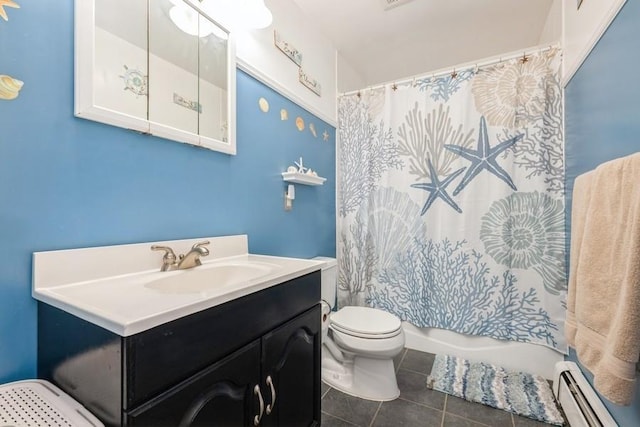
[337, 48, 566, 351]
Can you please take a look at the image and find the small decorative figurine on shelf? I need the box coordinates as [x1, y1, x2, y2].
[285, 157, 320, 179]
[294, 157, 307, 174]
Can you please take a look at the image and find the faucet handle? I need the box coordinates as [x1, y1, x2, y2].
[151, 245, 178, 270]
[192, 240, 211, 256]
[192, 240, 210, 250]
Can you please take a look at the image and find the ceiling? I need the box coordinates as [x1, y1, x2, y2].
[292, 0, 556, 91]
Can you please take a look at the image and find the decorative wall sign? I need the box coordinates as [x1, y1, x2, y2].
[280, 109, 288, 120]
[0, 74, 23, 100]
[274, 30, 303, 67]
[173, 93, 202, 113]
[295, 117, 305, 131]
[322, 130, 330, 141]
[0, 0, 20, 21]
[299, 68, 321, 97]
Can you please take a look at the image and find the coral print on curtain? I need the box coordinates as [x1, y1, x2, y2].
[337, 48, 566, 351]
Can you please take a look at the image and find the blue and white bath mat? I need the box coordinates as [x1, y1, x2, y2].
[427, 354, 564, 425]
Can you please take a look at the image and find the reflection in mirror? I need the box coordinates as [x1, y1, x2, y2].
[75, 0, 236, 154]
[149, 0, 198, 136]
[94, 0, 148, 121]
[199, 14, 229, 142]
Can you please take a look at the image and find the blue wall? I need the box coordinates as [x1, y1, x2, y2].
[565, 1, 640, 424]
[0, 2, 335, 382]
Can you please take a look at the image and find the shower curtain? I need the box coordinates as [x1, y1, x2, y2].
[337, 48, 566, 351]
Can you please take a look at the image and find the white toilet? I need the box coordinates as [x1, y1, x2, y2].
[314, 257, 405, 401]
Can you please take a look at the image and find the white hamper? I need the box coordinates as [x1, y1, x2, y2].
[0, 379, 103, 427]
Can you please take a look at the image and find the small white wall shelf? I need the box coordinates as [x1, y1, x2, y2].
[281, 172, 326, 186]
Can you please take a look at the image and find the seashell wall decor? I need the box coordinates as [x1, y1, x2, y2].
[258, 97, 269, 113]
[0, 74, 23, 100]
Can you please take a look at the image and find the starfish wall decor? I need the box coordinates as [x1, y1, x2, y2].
[0, 0, 19, 21]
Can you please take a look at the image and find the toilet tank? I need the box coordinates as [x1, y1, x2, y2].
[312, 257, 337, 309]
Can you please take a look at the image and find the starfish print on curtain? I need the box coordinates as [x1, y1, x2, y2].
[445, 116, 522, 196]
[410, 159, 465, 215]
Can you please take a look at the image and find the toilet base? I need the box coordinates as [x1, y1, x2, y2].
[322, 349, 400, 401]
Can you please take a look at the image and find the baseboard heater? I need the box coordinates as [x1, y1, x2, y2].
[553, 362, 618, 426]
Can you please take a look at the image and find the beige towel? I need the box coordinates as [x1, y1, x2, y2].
[566, 152, 640, 405]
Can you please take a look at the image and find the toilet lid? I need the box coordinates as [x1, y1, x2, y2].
[330, 306, 401, 337]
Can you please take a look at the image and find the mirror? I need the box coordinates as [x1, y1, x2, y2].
[75, 0, 236, 155]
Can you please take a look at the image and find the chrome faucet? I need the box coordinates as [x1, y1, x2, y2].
[151, 240, 210, 271]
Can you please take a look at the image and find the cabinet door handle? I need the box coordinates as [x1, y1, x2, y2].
[265, 375, 276, 415]
[253, 384, 265, 426]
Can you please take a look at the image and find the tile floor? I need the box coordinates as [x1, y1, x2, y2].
[321, 349, 555, 427]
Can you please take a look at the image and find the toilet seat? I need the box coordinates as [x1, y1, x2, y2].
[330, 326, 405, 359]
[330, 306, 402, 339]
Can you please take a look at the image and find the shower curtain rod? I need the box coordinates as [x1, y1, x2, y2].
[340, 43, 560, 97]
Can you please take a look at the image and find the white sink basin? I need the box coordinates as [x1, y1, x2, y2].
[145, 261, 279, 294]
[33, 235, 324, 336]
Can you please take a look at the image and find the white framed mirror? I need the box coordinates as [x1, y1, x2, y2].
[75, 0, 236, 155]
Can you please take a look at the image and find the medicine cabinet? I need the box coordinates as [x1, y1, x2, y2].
[75, 0, 237, 154]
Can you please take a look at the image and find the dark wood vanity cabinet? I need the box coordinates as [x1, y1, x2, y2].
[261, 306, 320, 427]
[38, 271, 321, 427]
[128, 339, 262, 426]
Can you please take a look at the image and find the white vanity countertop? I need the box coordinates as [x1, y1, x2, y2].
[33, 236, 324, 336]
